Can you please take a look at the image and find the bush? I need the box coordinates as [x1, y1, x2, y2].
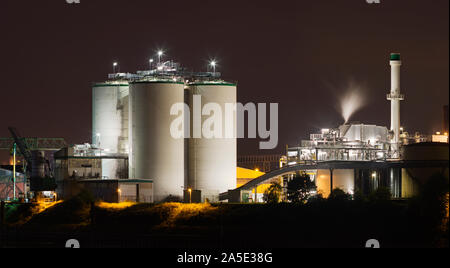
[287, 174, 316, 204]
[263, 182, 282, 204]
[308, 193, 326, 204]
[161, 195, 183, 203]
[353, 190, 367, 203]
[328, 188, 352, 202]
[368, 187, 392, 203]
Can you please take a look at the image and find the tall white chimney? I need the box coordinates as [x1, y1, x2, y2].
[387, 53, 404, 158]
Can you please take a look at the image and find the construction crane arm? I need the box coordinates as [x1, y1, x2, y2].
[8, 127, 33, 172]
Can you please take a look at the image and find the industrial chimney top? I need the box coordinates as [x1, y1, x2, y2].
[390, 53, 401, 61]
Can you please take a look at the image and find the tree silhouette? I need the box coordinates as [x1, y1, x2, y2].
[287, 173, 316, 204]
[328, 188, 352, 202]
[263, 182, 282, 204]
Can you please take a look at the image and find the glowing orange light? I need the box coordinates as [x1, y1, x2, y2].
[97, 202, 135, 210]
[37, 200, 63, 214]
[158, 203, 218, 227]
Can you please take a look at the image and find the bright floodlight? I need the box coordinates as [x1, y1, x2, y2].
[149, 59, 154, 70]
[210, 60, 217, 74]
[157, 50, 164, 63]
[112, 62, 118, 74]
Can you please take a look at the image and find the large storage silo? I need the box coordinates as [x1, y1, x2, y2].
[187, 82, 237, 202]
[92, 82, 129, 179]
[92, 82, 130, 153]
[129, 81, 185, 202]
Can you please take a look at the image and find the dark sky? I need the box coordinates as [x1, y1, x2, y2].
[0, 0, 448, 156]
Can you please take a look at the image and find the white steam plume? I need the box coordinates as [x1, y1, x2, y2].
[339, 80, 367, 124]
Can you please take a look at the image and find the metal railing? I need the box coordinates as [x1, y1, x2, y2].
[387, 93, 405, 100]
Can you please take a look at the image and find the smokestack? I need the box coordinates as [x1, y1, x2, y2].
[387, 53, 404, 157]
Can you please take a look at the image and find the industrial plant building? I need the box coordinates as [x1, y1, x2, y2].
[1, 53, 448, 204]
[222, 53, 449, 203]
[52, 58, 238, 203]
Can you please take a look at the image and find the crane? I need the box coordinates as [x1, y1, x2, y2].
[7, 127, 56, 200]
[8, 127, 32, 173]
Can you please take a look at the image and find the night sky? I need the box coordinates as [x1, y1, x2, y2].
[0, 0, 448, 157]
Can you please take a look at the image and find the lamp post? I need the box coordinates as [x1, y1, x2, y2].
[158, 51, 163, 64]
[13, 143, 16, 200]
[188, 188, 192, 204]
[372, 171, 378, 190]
[96, 133, 101, 148]
[149, 59, 154, 70]
[113, 62, 118, 74]
[210, 60, 216, 76]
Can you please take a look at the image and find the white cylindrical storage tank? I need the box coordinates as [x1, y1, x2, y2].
[129, 81, 185, 202]
[92, 82, 129, 179]
[187, 82, 237, 202]
[92, 82, 129, 154]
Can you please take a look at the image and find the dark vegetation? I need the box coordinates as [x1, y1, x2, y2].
[1, 173, 448, 248]
[263, 182, 282, 204]
[286, 174, 317, 204]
